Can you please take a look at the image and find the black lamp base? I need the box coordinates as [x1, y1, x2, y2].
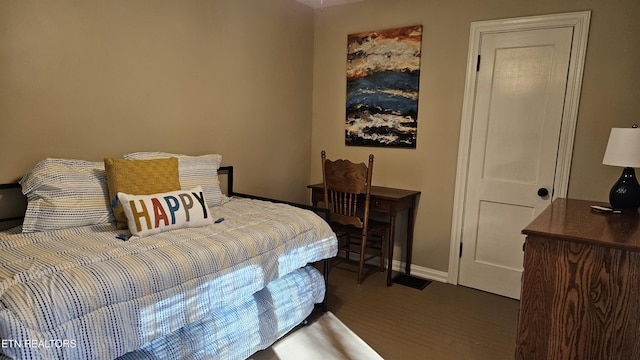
[609, 167, 640, 210]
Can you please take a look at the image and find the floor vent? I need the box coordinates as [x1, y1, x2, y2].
[393, 274, 432, 290]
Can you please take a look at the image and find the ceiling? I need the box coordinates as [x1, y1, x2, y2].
[295, 0, 367, 9]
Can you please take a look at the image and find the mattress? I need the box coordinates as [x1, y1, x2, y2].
[0, 198, 337, 359]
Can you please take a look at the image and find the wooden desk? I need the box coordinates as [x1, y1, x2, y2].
[308, 183, 420, 286]
[518, 198, 640, 359]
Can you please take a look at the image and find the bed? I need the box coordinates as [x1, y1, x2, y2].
[0, 153, 338, 360]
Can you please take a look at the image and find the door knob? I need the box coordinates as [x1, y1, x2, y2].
[537, 187, 549, 197]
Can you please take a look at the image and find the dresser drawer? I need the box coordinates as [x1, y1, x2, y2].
[371, 199, 391, 212]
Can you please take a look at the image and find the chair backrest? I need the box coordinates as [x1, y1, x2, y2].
[321, 150, 374, 229]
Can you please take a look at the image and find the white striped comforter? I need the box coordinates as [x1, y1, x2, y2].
[0, 198, 337, 360]
[120, 266, 326, 360]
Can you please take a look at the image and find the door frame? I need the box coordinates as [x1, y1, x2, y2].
[448, 11, 591, 285]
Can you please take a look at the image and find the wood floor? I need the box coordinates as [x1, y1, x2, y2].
[324, 261, 520, 360]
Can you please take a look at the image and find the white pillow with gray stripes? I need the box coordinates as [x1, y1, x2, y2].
[19, 158, 113, 233]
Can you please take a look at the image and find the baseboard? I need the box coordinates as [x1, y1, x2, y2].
[390, 260, 449, 283]
[346, 254, 449, 284]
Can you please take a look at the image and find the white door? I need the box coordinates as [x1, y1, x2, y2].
[454, 15, 589, 299]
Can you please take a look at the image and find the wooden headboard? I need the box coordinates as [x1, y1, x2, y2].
[0, 166, 235, 231]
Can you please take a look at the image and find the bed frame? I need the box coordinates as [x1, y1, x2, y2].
[0, 165, 331, 312]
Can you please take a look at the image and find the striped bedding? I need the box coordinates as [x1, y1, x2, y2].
[0, 198, 337, 360]
[120, 266, 325, 360]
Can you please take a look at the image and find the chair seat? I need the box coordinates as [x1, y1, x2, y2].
[329, 218, 389, 280]
[330, 218, 389, 233]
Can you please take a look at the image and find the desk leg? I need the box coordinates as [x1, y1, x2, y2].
[386, 214, 397, 286]
[405, 202, 416, 275]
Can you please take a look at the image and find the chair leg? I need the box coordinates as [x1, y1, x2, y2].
[336, 232, 351, 263]
[345, 234, 351, 262]
[380, 232, 386, 272]
[358, 233, 367, 284]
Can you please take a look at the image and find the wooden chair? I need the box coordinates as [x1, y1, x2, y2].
[321, 150, 389, 284]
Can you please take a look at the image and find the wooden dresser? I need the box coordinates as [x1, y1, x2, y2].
[518, 198, 640, 360]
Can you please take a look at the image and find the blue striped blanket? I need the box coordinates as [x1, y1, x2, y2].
[0, 198, 337, 359]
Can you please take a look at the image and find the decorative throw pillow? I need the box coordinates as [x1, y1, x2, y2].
[104, 157, 181, 229]
[19, 158, 113, 233]
[117, 186, 213, 237]
[124, 152, 227, 207]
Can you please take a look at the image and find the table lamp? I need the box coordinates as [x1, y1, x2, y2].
[602, 126, 640, 210]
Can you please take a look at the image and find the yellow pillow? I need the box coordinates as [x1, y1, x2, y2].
[104, 157, 181, 229]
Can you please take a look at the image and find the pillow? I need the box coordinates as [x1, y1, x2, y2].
[19, 158, 113, 233]
[124, 152, 227, 207]
[118, 186, 213, 237]
[104, 157, 181, 229]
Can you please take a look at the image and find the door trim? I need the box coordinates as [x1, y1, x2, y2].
[448, 11, 591, 285]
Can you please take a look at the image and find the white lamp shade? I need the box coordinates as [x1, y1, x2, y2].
[602, 128, 640, 168]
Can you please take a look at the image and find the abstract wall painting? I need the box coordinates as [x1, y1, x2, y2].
[346, 25, 422, 148]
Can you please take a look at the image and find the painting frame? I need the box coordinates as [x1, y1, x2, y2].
[345, 25, 423, 148]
